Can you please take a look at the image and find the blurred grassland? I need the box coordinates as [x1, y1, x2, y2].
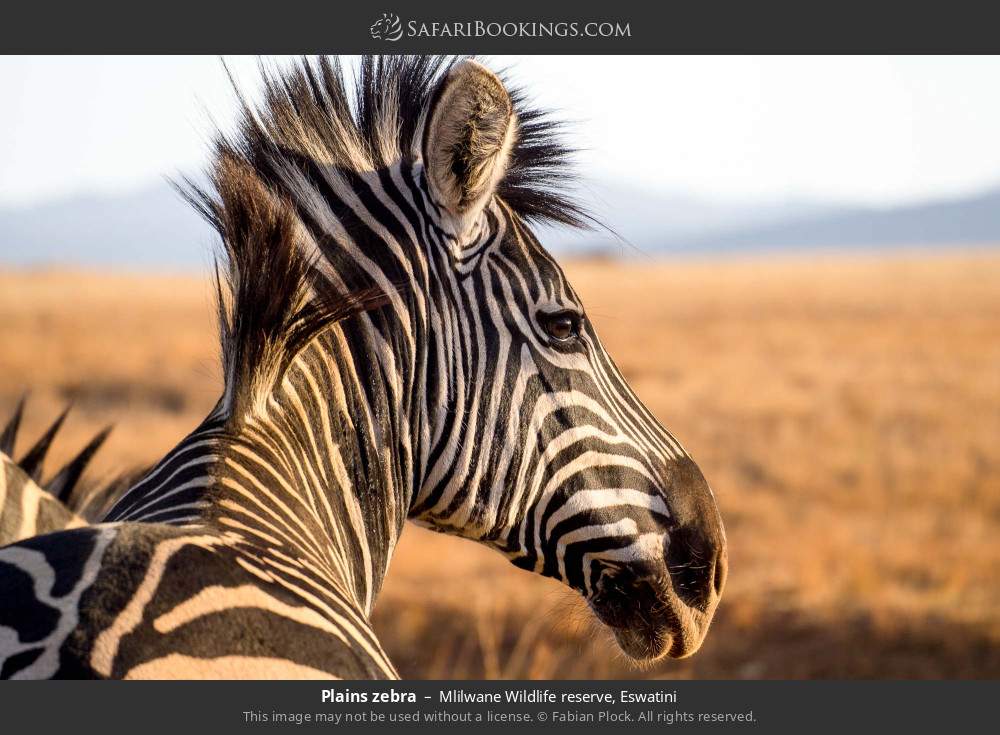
[1, 251, 998, 678]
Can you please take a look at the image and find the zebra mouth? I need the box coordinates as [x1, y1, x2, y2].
[588, 568, 711, 661]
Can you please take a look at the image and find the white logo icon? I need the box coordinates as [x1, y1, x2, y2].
[370, 13, 403, 41]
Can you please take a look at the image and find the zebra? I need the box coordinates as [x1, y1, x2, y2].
[0, 398, 111, 545]
[0, 55, 726, 679]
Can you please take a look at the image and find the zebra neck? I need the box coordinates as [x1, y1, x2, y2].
[213, 333, 414, 613]
[103, 333, 416, 616]
[102, 412, 226, 527]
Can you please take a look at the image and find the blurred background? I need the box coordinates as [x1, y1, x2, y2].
[0, 56, 997, 678]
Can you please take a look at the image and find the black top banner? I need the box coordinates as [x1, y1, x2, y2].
[2, 0, 999, 54]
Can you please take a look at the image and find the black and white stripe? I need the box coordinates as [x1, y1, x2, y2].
[0, 55, 726, 679]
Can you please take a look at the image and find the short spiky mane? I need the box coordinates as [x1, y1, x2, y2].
[181, 153, 384, 421]
[181, 55, 583, 422]
[232, 55, 589, 228]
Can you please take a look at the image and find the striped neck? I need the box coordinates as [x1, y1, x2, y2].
[214, 331, 417, 613]
[106, 317, 423, 616]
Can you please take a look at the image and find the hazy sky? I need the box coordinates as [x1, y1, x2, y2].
[3, 55, 1000, 208]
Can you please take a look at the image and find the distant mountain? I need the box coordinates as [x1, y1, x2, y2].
[535, 181, 837, 255]
[676, 187, 1000, 253]
[0, 183, 211, 269]
[1, 178, 998, 269]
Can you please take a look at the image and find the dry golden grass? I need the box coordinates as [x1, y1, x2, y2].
[1, 251, 998, 679]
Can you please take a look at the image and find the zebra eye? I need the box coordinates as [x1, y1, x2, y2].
[541, 311, 581, 343]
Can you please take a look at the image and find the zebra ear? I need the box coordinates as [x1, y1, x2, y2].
[423, 60, 516, 230]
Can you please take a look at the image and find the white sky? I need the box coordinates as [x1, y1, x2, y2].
[2, 55, 1000, 208]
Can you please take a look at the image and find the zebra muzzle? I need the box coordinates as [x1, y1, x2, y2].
[589, 538, 726, 661]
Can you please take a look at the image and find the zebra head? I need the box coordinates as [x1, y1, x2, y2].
[402, 60, 728, 660]
[227, 56, 726, 662]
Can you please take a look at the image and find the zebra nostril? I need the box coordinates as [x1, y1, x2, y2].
[665, 525, 724, 611]
[713, 550, 727, 598]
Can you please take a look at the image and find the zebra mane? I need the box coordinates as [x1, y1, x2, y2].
[226, 55, 590, 228]
[181, 153, 385, 420]
[179, 55, 586, 421]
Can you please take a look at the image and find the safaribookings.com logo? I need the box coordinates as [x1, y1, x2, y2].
[370, 14, 631, 41]
[370, 13, 404, 41]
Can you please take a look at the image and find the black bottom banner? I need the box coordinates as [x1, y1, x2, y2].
[0, 680, 993, 733]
